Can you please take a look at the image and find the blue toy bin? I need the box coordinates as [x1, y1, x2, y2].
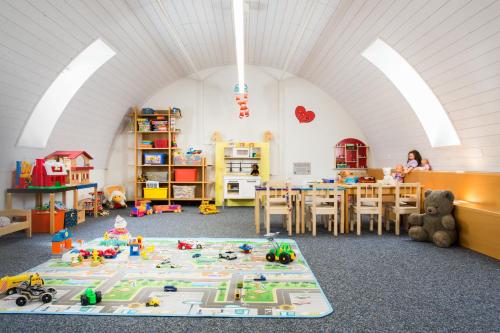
[143, 153, 167, 165]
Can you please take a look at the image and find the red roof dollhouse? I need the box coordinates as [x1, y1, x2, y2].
[45, 151, 93, 185]
[31, 159, 67, 187]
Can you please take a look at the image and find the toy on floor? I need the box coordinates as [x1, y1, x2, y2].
[239, 243, 253, 253]
[129, 238, 141, 256]
[146, 297, 160, 307]
[408, 190, 457, 248]
[219, 251, 237, 260]
[0, 273, 45, 296]
[103, 185, 127, 209]
[141, 246, 155, 260]
[156, 258, 171, 268]
[105, 215, 131, 244]
[254, 274, 266, 282]
[164, 285, 177, 292]
[153, 204, 182, 213]
[264, 232, 296, 265]
[130, 200, 153, 217]
[90, 249, 104, 266]
[177, 240, 203, 250]
[15, 277, 56, 307]
[198, 201, 218, 215]
[51, 228, 73, 254]
[80, 288, 102, 306]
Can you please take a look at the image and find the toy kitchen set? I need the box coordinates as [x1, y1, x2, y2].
[215, 142, 270, 206]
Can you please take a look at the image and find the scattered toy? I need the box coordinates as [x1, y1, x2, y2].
[239, 243, 253, 254]
[146, 297, 160, 307]
[265, 232, 296, 265]
[15, 279, 56, 307]
[254, 274, 266, 282]
[163, 285, 177, 292]
[192, 253, 201, 258]
[0, 273, 44, 296]
[80, 288, 102, 306]
[198, 201, 219, 215]
[219, 251, 237, 260]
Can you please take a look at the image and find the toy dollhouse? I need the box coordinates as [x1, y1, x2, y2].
[45, 151, 94, 185]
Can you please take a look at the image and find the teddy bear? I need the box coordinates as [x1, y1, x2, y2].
[408, 190, 457, 248]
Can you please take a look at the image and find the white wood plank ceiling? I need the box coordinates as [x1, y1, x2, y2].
[0, 0, 499, 171]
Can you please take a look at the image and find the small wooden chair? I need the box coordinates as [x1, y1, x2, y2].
[386, 183, 421, 235]
[350, 183, 383, 235]
[308, 183, 340, 236]
[264, 181, 293, 236]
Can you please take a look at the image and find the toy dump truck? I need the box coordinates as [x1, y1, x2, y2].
[198, 201, 219, 215]
[15, 276, 56, 307]
[264, 233, 297, 265]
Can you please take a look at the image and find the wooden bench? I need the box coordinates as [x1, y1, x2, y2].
[0, 209, 32, 238]
[367, 169, 500, 259]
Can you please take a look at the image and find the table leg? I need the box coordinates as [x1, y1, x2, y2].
[340, 192, 345, 234]
[73, 189, 78, 209]
[93, 186, 98, 217]
[5, 193, 12, 209]
[49, 193, 55, 234]
[301, 193, 305, 234]
[343, 190, 350, 233]
[295, 194, 300, 234]
[62, 191, 67, 207]
[36, 193, 42, 208]
[254, 193, 260, 234]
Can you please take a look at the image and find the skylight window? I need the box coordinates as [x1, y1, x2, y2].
[362, 38, 460, 147]
[17, 39, 116, 148]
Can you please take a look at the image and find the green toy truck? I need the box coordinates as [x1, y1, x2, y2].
[265, 241, 296, 264]
[80, 288, 102, 306]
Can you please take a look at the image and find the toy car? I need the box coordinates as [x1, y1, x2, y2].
[15, 279, 56, 307]
[239, 243, 253, 253]
[237, 281, 243, 289]
[192, 253, 201, 258]
[79, 249, 91, 259]
[156, 258, 171, 268]
[80, 288, 102, 306]
[198, 201, 219, 215]
[146, 297, 160, 307]
[254, 274, 266, 282]
[234, 290, 241, 301]
[163, 285, 177, 292]
[177, 241, 193, 250]
[265, 242, 296, 265]
[103, 248, 119, 259]
[219, 251, 237, 260]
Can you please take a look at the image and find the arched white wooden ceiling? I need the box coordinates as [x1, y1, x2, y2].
[1, 0, 499, 171]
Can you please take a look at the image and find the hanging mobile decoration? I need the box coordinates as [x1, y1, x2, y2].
[234, 83, 249, 119]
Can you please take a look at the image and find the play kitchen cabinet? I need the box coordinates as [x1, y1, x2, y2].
[224, 176, 261, 200]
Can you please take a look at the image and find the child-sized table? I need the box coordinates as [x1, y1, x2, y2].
[5, 183, 98, 234]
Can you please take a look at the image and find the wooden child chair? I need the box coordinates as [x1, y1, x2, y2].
[350, 183, 383, 236]
[264, 181, 293, 236]
[308, 183, 340, 236]
[385, 183, 421, 235]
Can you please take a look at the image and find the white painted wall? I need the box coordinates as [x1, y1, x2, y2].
[107, 65, 367, 196]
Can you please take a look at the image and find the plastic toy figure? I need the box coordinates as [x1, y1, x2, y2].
[239, 244, 253, 253]
[264, 232, 297, 265]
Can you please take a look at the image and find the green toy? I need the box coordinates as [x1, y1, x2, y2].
[264, 233, 297, 265]
[80, 288, 102, 306]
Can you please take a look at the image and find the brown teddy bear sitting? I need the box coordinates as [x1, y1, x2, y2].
[408, 190, 457, 248]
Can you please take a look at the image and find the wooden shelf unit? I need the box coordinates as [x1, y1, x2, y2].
[133, 107, 213, 204]
[335, 138, 369, 169]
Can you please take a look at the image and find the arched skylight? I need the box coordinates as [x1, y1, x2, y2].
[17, 39, 116, 148]
[362, 38, 460, 147]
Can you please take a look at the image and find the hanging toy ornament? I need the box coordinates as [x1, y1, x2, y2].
[234, 83, 249, 119]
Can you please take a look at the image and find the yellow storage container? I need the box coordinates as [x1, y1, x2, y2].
[143, 188, 168, 199]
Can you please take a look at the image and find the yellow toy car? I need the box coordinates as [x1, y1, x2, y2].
[198, 201, 219, 215]
[0, 273, 44, 295]
[146, 296, 160, 307]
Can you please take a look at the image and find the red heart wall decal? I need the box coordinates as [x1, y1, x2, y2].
[295, 105, 315, 123]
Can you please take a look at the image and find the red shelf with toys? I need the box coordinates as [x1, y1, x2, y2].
[335, 138, 368, 169]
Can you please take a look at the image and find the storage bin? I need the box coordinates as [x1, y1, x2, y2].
[174, 169, 197, 181]
[173, 185, 196, 199]
[64, 209, 78, 228]
[144, 188, 168, 199]
[154, 139, 168, 148]
[145, 171, 168, 182]
[144, 153, 167, 165]
[31, 209, 65, 233]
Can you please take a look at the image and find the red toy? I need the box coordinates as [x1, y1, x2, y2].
[45, 151, 93, 185]
[153, 205, 182, 214]
[31, 159, 67, 188]
[103, 248, 119, 259]
[177, 241, 193, 250]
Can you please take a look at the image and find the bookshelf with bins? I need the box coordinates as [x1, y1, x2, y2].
[335, 138, 368, 169]
[133, 107, 213, 204]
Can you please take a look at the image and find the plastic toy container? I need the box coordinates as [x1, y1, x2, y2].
[143, 188, 168, 199]
[143, 153, 167, 165]
[31, 210, 65, 233]
[145, 171, 168, 182]
[173, 185, 196, 199]
[154, 139, 168, 148]
[174, 169, 197, 181]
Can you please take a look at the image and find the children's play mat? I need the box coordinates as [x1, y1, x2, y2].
[0, 238, 332, 318]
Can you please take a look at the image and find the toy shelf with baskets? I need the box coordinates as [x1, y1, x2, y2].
[335, 138, 368, 169]
[132, 107, 213, 204]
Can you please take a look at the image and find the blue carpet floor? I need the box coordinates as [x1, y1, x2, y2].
[0, 207, 498, 333]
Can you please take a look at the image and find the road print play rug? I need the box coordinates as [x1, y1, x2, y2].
[0, 238, 332, 318]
